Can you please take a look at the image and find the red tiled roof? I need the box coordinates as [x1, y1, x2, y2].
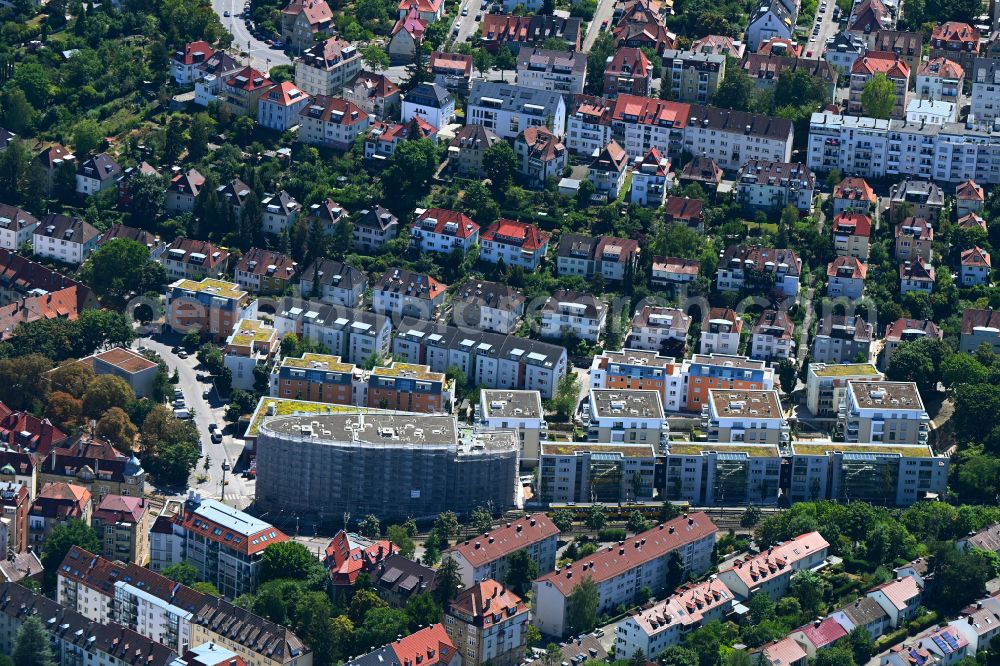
[225, 66, 273, 92]
[833, 177, 876, 204]
[871, 576, 922, 611]
[430, 51, 473, 76]
[265, 81, 309, 107]
[349, 71, 401, 98]
[757, 37, 801, 56]
[896, 217, 933, 241]
[885, 318, 941, 342]
[653, 256, 700, 276]
[281, 0, 333, 26]
[852, 51, 910, 78]
[958, 213, 987, 230]
[481, 219, 551, 252]
[663, 196, 702, 222]
[447, 513, 558, 568]
[518, 126, 565, 162]
[708, 307, 742, 330]
[611, 94, 690, 128]
[175, 41, 213, 65]
[799, 617, 847, 649]
[93, 494, 147, 524]
[956, 179, 984, 201]
[235, 247, 298, 278]
[900, 257, 935, 282]
[536, 513, 717, 597]
[175, 502, 288, 557]
[832, 212, 872, 238]
[166, 237, 230, 269]
[961, 246, 990, 268]
[608, 47, 651, 77]
[398, 0, 442, 12]
[449, 580, 527, 626]
[638, 147, 670, 177]
[918, 57, 964, 79]
[0, 287, 80, 341]
[324, 530, 399, 586]
[720, 532, 828, 590]
[827, 255, 868, 279]
[392, 6, 428, 36]
[762, 637, 807, 666]
[390, 623, 456, 666]
[931, 21, 979, 45]
[0, 408, 67, 457]
[415, 208, 480, 239]
[962, 308, 1000, 334]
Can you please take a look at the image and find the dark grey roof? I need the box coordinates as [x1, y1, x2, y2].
[469, 81, 565, 115]
[453, 279, 525, 308]
[516, 47, 587, 74]
[355, 206, 398, 232]
[0, 128, 14, 151]
[688, 105, 794, 142]
[37, 213, 100, 244]
[262, 190, 300, 216]
[374, 553, 437, 599]
[542, 289, 606, 319]
[0, 203, 38, 231]
[194, 596, 310, 663]
[395, 318, 566, 369]
[840, 597, 890, 627]
[557, 233, 600, 260]
[816, 315, 872, 342]
[301, 258, 367, 291]
[405, 82, 453, 109]
[77, 153, 122, 183]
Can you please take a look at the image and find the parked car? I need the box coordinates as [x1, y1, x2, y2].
[177, 350, 189, 359]
[174, 408, 192, 419]
[211, 432, 223, 444]
[209, 423, 218, 432]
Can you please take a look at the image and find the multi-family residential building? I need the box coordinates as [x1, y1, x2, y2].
[895, 216, 933, 263]
[368, 362, 450, 412]
[0, 481, 28, 554]
[812, 315, 873, 364]
[38, 436, 144, 505]
[430, 51, 473, 91]
[294, 36, 361, 97]
[890, 179, 946, 222]
[388, 7, 427, 64]
[805, 362, 883, 418]
[847, 0, 891, 33]
[445, 580, 529, 666]
[480, 15, 582, 53]
[960, 307, 1000, 353]
[304, 197, 349, 236]
[279, 0, 332, 50]
[538, 442, 656, 504]
[515, 48, 587, 97]
[452, 279, 525, 334]
[612, 11, 678, 54]
[883, 317, 941, 366]
[224, 319, 278, 391]
[346, 625, 457, 666]
[750, 309, 794, 362]
[444, 513, 558, 588]
[788, 442, 948, 506]
[299, 258, 366, 307]
[192, 51, 242, 107]
[868, 576, 924, 627]
[830, 596, 891, 640]
[297, 95, 371, 150]
[257, 81, 311, 132]
[161, 237, 230, 281]
[589, 349, 683, 411]
[393, 320, 567, 398]
[661, 50, 725, 103]
[165, 168, 205, 214]
[832, 176, 878, 217]
[35, 143, 76, 193]
[0, 203, 38, 251]
[541, 290, 608, 342]
[961, 246, 991, 286]
[826, 30, 868, 72]
[899, 257, 935, 294]
[466, 81, 567, 140]
[827, 256, 868, 299]
[917, 57, 963, 102]
[682, 354, 777, 413]
[651, 256, 700, 292]
[972, 58, 1000, 122]
[363, 117, 437, 160]
[691, 34, 746, 57]
[274, 299, 392, 366]
[588, 140, 629, 200]
[29, 482, 92, 550]
[718, 531, 829, 600]
[587, 388, 667, 445]
[98, 222, 163, 259]
[631, 147, 671, 206]
[700, 308, 743, 356]
[662, 443, 782, 505]
[930, 21, 979, 75]
[565, 94, 615, 157]
[91, 494, 149, 565]
[447, 124, 501, 177]
[401, 82, 455, 130]
[849, 51, 910, 118]
[479, 219, 551, 270]
[617, 580, 735, 658]
[373, 268, 446, 319]
[342, 70, 401, 119]
[872, 30, 923, 78]
[372, 554, 436, 607]
[478, 390, 546, 463]
[270, 353, 362, 405]
[354, 206, 399, 250]
[735, 160, 815, 213]
[604, 47, 653, 98]
[259, 190, 301, 236]
[33, 213, 100, 265]
[75, 153, 122, 196]
[151, 493, 288, 599]
[411, 208, 480, 255]
[556, 233, 640, 281]
[832, 212, 872, 261]
[218, 66, 273, 116]
[717, 246, 802, 298]
[839, 381, 930, 444]
[956, 179, 985, 217]
[701, 389, 788, 444]
[234, 248, 298, 295]
[532, 513, 717, 636]
[905, 98, 957, 125]
[627, 306, 690, 354]
[171, 40, 214, 84]
[514, 126, 567, 188]
[165, 278, 256, 342]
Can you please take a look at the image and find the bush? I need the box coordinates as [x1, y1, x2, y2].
[598, 528, 627, 541]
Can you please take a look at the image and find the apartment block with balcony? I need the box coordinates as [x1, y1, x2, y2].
[662, 443, 782, 505]
[165, 278, 256, 342]
[681, 354, 776, 414]
[224, 319, 278, 391]
[627, 306, 691, 354]
[805, 362, 883, 418]
[700, 308, 742, 356]
[91, 494, 149, 566]
[631, 148, 672, 207]
[702, 389, 788, 445]
[750, 309, 795, 362]
[479, 390, 546, 464]
[367, 362, 450, 413]
[515, 48, 587, 97]
[736, 160, 815, 214]
[788, 442, 948, 506]
[812, 314, 873, 364]
[604, 47, 653, 98]
[917, 57, 963, 103]
[444, 513, 558, 589]
[538, 442, 657, 504]
[587, 388, 668, 446]
[832, 212, 872, 261]
[410, 208, 480, 255]
[480, 219, 551, 271]
[589, 349, 684, 412]
[839, 381, 930, 445]
[467, 81, 567, 140]
[849, 52, 910, 118]
[895, 217, 933, 262]
[294, 36, 361, 97]
[445, 580, 530, 666]
[717, 245, 802, 298]
[541, 290, 608, 343]
[616, 580, 734, 658]
[270, 352, 362, 405]
[660, 50, 725, 103]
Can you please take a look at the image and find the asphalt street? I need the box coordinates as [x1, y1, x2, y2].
[211, 0, 291, 72]
[582, 0, 615, 52]
[136, 335, 256, 507]
[804, 0, 840, 59]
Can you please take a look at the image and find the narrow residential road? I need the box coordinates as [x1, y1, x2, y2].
[137, 336, 255, 507]
[582, 0, 615, 52]
[796, 283, 815, 369]
[211, 0, 291, 72]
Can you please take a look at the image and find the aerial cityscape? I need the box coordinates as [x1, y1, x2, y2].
[1, 0, 1000, 663]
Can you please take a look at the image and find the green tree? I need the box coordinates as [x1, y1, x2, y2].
[777, 358, 797, 394]
[814, 645, 856, 666]
[193, 581, 221, 597]
[741, 506, 762, 528]
[483, 141, 518, 194]
[552, 510, 574, 532]
[362, 43, 390, 72]
[358, 514, 381, 538]
[384, 138, 439, 214]
[470, 505, 494, 533]
[551, 372, 580, 422]
[403, 592, 442, 630]
[41, 519, 100, 592]
[928, 542, 993, 612]
[96, 407, 139, 450]
[494, 46, 515, 78]
[260, 541, 326, 588]
[0, 89, 36, 135]
[566, 576, 599, 634]
[586, 504, 607, 530]
[712, 68, 755, 110]
[657, 646, 700, 666]
[162, 560, 199, 586]
[849, 627, 873, 665]
[505, 548, 538, 596]
[886, 336, 945, 395]
[73, 119, 103, 157]
[747, 593, 776, 625]
[789, 569, 826, 615]
[861, 73, 895, 119]
[357, 607, 411, 649]
[82, 375, 136, 419]
[627, 510, 648, 534]
[386, 524, 416, 559]
[473, 48, 493, 77]
[432, 557, 462, 607]
[12, 615, 56, 666]
[79, 239, 154, 301]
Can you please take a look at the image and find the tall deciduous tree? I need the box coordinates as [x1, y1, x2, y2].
[12, 616, 57, 666]
[41, 519, 100, 591]
[566, 576, 599, 634]
[861, 73, 895, 119]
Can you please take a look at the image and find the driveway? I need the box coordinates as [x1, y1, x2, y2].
[212, 0, 291, 72]
[137, 336, 256, 508]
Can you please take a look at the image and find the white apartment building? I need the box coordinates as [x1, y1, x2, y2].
[444, 513, 559, 588]
[515, 48, 587, 97]
[261, 190, 302, 235]
[839, 381, 930, 445]
[905, 98, 957, 125]
[565, 95, 614, 157]
[294, 37, 361, 97]
[788, 442, 949, 506]
[662, 443, 782, 505]
[627, 306, 691, 352]
[297, 95, 372, 151]
[452, 279, 525, 334]
[736, 160, 816, 213]
[411, 208, 480, 255]
[917, 57, 963, 103]
[750, 309, 795, 362]
[971, 58, 1000, 123]
[0, 204, 38, 250]
[631, 148, 672, 207]
[805, 363, 883, 418]
[479, 219, 551, 271]
[467, 81, 567, 140]
[616, 580, 735, 659]
[702, 389, 789, 445]
[401, 83, 456, 130]
[532, 513, 717, 636]
[587, 388, 668, 445]
[33, 213, 100, 265]
[479, 390, 546, 463]
[274, 298, 392, 366]
[541, 290, 608, 342]
[717, 246, 802, 298]
[700, 308, 742, 356]
[717, 531, 829, 600]
[257, 82, 311, 132]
